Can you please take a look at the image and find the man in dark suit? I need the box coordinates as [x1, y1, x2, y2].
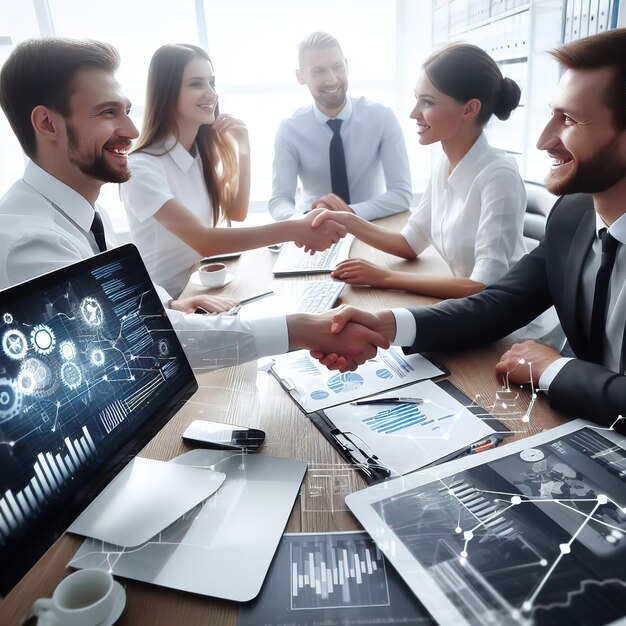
[314, 28, 626, 429]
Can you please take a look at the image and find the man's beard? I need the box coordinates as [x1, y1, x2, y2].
[314, 84, 347, 112]
[66, 123, 131, 184]
[545, 134, 626, 195]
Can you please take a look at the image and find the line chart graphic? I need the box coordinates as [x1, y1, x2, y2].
[372, 426, 626, 625]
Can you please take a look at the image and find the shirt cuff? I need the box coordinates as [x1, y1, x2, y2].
[391, 308, 416, 346]
[538, 357, 575, 393]
[248, 314, 289, 357]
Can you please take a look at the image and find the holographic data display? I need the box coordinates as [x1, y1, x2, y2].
[0, 245, 195, 594]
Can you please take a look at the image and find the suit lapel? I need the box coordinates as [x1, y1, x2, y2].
[561, 209, 595, 359]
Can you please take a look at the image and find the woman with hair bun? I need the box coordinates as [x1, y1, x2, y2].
[312, 43, 529, 299]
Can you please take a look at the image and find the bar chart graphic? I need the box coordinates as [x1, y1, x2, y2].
[291, 356, 321, 376]
[290, 535, 390, 610]
[0, 426, 96, 543]
[363, 403, 453, 434]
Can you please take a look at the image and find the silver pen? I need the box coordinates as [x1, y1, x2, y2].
[350, 397, 424, 406]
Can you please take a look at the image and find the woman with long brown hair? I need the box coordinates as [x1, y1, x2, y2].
[122, 43, 345, 297]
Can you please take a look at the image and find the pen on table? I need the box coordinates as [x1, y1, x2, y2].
[350, 397, 424, 406]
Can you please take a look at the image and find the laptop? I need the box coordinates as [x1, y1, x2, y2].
[272, 234, 354, 276]
[0, 244, 197, 595]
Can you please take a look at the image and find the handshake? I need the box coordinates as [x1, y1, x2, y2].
[287, 305, 397, 371]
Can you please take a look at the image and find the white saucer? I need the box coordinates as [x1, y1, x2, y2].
[100, 581, 126, 626]
[190, 270, 234, 289]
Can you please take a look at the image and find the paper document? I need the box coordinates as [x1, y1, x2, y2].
[325, 379, 496, 476]
[271, 347, 445, 412]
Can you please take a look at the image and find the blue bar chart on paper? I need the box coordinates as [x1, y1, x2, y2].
[363, 403, 454, 434]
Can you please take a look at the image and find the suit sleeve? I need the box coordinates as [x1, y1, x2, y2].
[547, 357, 626, 431]
[404, 238, 553, 354]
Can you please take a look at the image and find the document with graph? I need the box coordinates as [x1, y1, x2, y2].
[323, 379, 499, 477]
[239, 531, 431, 625]
[270, 346, 446, 413]
[346, 420, 626, 625]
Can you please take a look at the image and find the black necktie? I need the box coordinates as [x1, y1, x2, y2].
[90, 211, 107, 253]
[327, 118, 350, 204]
[589, 228, 619, 363]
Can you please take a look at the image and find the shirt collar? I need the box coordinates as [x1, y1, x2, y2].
[447, 133, 490, 196]
[162, 135, 198, 173]
[595, 211, 626, 245]
[312, 96, 353, 125]
[22, 160, 96, 232]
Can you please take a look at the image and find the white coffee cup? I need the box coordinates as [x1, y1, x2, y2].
[198, 262, 228, 288]
[32, 568, 115, 626]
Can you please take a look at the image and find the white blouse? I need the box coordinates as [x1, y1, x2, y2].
[121, 137, 214, 297]
[401, 133, 527, 286]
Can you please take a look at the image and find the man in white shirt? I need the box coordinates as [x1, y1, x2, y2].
[313, 28, 626, 431]
[0, 37, 388, 371]
[269, 32, 412, 222]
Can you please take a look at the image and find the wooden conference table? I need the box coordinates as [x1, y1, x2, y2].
[0, 212, 567, 625]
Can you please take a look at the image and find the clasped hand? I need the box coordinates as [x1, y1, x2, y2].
[307, 306, 397, 372]
[294, 208, 347, 254]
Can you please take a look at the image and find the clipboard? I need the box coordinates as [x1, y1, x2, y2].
[307, 379, 509, 484]
[269, 347, 449, 414]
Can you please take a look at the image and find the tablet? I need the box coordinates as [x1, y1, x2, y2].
[346, 419, 626, 625]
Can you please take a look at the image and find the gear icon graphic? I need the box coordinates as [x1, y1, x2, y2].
[20, 358, 57, 398]
[2, 328, 28, 360]
[91, 349, 105, 366]
[80, 297, 104, 326]
[17, 370, 37, 395]
[59, 341, 77, 361]
[61, 361, 82, 390]
[0, 378, 22, 421]
[31, 325, 56, 355]
[157, 339, 170, 357]
[3, 313, 13, 324]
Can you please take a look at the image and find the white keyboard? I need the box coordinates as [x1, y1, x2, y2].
[272, 235, 354, 276]
[295, 281, 345, 313]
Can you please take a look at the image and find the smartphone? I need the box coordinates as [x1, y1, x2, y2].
[181, 420, 265, 452]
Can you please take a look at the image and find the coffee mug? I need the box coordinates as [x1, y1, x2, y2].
[32, 568, 115, 626]
[199, 262, 228, 288]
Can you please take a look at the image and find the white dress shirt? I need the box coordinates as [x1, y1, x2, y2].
[540, 211, 626, 388]
[0, 161, 288, 370]
[269, 96, 412, 221]
[401, 133, 527, 286]
[121, 137, 215, 297]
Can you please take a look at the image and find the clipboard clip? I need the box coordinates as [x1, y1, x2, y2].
[329, 429, 391, 480]
[282, 378, 307, 402]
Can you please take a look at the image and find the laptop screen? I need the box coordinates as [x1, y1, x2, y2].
[0, 244, 197, 594]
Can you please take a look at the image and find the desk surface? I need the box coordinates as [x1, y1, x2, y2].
[0, 212, 567, 625]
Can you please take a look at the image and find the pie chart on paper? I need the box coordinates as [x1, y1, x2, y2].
[327, 372, 364, 394]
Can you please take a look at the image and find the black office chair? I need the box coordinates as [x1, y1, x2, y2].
[523, 181, 556, 251]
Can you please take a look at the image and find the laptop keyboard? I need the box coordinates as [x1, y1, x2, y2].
[273, 235, 354, 275]
[294, 281, 345, 313]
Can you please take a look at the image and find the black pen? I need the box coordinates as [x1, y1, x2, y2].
[350, 397, 424, 406]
